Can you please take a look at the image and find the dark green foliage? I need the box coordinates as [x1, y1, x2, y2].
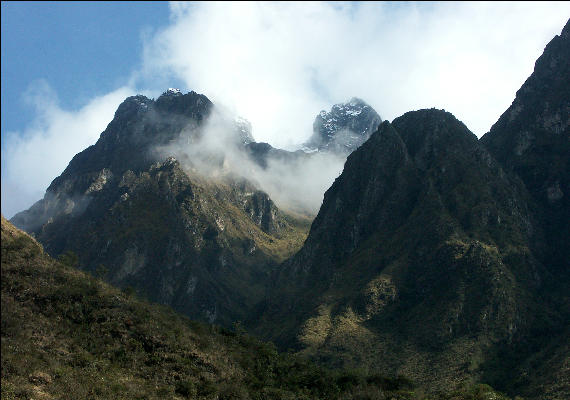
[121, 285, 136, 298]
[175, 380, 198, 397]
[57, 250, 79, 268]
[95, 263, 109, 279]
[6, 216, 507, 400]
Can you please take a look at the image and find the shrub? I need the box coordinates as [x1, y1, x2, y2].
[58, 250, 79, 268]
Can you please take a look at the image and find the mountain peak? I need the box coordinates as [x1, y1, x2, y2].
[392, 108, 477, 164]
[165, 87, 182, 95]
[562, 17, 569, 38]
[114, 94, 153, 116]
[304, 97, 382, 154]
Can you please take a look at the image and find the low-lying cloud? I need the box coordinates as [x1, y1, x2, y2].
[156, 107, 346, 215]
[1, 81, 133, 218]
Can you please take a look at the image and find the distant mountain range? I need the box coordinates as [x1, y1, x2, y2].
[8, 18, 569, 400]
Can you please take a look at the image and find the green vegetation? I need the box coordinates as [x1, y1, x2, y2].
[2, 216, 511, 399]
[21, 158, 311, 329]
[256, 109, 570, 399]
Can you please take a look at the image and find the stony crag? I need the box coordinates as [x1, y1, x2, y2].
[304, 98, 382, 154]
[259, 109, 546, 393]
[480, 19, 570, 277]
[243, 98, 380, 171]
[10, 90, 310, 326]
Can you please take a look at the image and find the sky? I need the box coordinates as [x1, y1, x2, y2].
[2, 1, 569, 218]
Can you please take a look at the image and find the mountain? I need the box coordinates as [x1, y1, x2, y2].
[259, 110, 548, 393]
[244, 98, 380, 171]
[478, 19, 570, 397]
[257, 21, 570, 399]
[480, 19, 570, 277]
[7, 215, 472, 400]
[7, 19, 568, 400]
[303, 98, 382, 154]
[10, 90, 311, 327]
[8, 92, 384, 325]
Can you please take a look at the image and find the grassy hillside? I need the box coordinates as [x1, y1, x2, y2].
[12, 156, 311, 328]
[2, 216, 512, 400]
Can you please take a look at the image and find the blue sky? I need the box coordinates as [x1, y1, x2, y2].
[2, 2, 569, 219]
[1, 2, 169, 133]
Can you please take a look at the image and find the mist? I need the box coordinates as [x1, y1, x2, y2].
[1, 82, 134, 219]
[4, 2, 569, 219]
[155, 106, 346, 215]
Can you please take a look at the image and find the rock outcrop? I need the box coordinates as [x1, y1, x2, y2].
[303, 97, 382, 154]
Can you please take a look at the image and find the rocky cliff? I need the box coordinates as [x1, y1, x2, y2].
[11, 90, 310, 326]
[480, 19, 570, 276]
[257, 21, 570, 399]
[303, 98, 382, 154]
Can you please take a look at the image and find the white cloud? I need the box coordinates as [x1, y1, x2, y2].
[1, 81, 134, 218]
[3, 2, 569, 218]
[156, 106, 346, 214]
[141, 1, 570, 146]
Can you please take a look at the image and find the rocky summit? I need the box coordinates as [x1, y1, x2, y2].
[11, 89, 310, 327]
[243, 99, 380, 171]
[303, 98, 382, 154]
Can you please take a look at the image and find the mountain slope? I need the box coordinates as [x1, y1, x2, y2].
[259, 111, 549, 393]
[5, 216, 455, 400]
[480, 18, 570, 276]
[10, 91, 310, 327]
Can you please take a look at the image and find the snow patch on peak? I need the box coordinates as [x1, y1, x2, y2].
[160, 88, 183, 98]
[304, 97, 381, 155]
[235, 116, 250, 125]
[346, 109, 362, 116]
[234, 116, 254, 144]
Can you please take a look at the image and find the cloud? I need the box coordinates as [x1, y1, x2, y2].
[1, 81, 134, 218]
[141, 2, 570, 147]
[3, 2, 569, 218]
[155, 105, 346, 215]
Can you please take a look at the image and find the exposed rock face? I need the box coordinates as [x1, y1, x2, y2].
[476, 20, 570, 398]
[11, 90, 309, 326]
[303, 98, 382, 154]
[257, 108, 565, 398]
[480, 18, 570, 275]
